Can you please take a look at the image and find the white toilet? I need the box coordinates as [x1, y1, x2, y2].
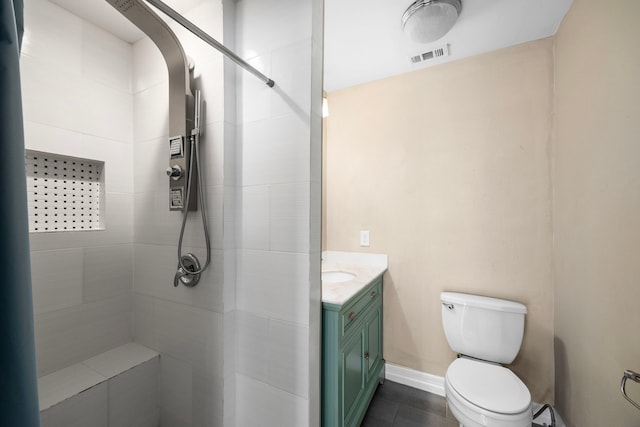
[441, 292, 532, 427]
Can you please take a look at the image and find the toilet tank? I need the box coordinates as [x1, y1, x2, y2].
[441, 292, 527, 364]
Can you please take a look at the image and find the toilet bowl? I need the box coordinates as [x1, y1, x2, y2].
[445, 358, 531, 427]
[440, 292, 533, 427]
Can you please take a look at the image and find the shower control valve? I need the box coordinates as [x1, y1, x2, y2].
[166, 165, 183, 181]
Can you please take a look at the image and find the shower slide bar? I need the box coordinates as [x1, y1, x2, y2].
[146, 0, 275, 88]
[621, 369, 640, 411]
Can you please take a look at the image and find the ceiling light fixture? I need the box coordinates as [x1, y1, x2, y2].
[402, 0, 462, 44]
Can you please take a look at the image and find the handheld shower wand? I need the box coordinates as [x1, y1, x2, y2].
[174, 90, 210, 287]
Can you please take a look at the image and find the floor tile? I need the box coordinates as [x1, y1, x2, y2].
[363, 380, 544, 427]
[361, 395, 398, 426]
[394, 405, 450, 427]
[375, 381, 447, 417]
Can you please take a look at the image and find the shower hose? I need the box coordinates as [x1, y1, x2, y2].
[175, 90, 210, 285]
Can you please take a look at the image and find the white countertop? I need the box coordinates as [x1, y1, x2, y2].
[322, 251, 388, 306]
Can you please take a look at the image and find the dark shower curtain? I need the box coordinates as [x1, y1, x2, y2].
[0, 0, 41, 425]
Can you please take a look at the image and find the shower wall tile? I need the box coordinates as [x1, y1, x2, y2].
[222, 337, 236, 426]
[24, 122, 83, 159]
[22, 0, 83, 76]
[81, 135, 134, 194]
[133, 187, 223, 250]
[223, 122, 237, 188]
[199, 121, 226, 187]
[241, 114, 311, 186]
[238, 54, 273, 123]
[24, 123, 133, 194]
[132, 37, 167, 95]
[266, 319, 309, 398]
[30, 249, 83, 315]
[81, 21, 133, 94]
[181, 0, 223, 40]
[133, 82, 169, 143]
[236, 250, 310, 325]
[154, 299, 224, 377]
[234, 311, 309, 398]
[83, 244, 133, 302]
[235, 310, 268, 382]
[235, 374, 309, 427]
[240, 185, 270, 250]
[133, 293, 157, 350]
[234, 0, 322, 423]
[196, 64, 226, 126]
[240, 180, 314, 255]
[133, 244, 224, 313]
[133, 137, 166, 194]
[271, 40, 313, 118]
[192, 371, 224, 427]
[160, 355, 193, 427]
[132, 244, 177, 294]
[20, 54, 86, 134]
[40, 381, 109, 427]
[104, 192, 134, 244]
[223, 184, 237, 251]
[20, 55, 133, 144]
[223, 248, 237, 312]
[270, 181, 311, 252]
[223, 311, 236, 378]
[108, 357, 160, 427]
[176, 1, 226, 126]
[235, 0, 313, 59]
[34, 294, 132, 377]
[80, 80, 133, 143]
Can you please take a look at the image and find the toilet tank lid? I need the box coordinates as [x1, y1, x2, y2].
[441, 292, 527, 314]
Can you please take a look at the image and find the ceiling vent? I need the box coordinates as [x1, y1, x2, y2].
[409, 45, 450, 64]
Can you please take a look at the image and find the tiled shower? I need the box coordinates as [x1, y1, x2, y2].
[21, 0, 322, 425]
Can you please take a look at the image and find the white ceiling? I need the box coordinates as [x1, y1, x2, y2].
[48, 0, 205, 43]
[324, 0, 573, 92]
[49, 0, 573, 92]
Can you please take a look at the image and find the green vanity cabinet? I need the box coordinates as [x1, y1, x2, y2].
[322, 277, 385, 427]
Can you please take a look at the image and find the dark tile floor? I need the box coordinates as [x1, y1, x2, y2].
[361, 381, 546, 427]
[361, 381, 458, 427]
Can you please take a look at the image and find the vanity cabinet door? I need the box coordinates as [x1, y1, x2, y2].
[365, 305, 382, 377]
[341, 329, 365, 422]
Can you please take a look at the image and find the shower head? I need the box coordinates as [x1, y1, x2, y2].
[105, 0, 194, 138]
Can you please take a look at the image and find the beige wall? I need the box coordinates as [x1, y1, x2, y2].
[554, 0, 640, 425]
[324, 39, 555, 403]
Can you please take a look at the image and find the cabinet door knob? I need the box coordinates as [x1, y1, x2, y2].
[364, 352, 370, 360]
[370, 291, 377, 298]
[349, 311, 356, 321]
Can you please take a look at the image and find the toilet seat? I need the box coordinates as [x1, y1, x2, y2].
[445, 358, 532, 427]
[447, 358, 531, 414]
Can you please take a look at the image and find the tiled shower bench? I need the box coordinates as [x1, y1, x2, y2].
[38, 343, 160, 427]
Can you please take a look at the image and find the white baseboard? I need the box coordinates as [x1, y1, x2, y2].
[384, 363, 445, 397]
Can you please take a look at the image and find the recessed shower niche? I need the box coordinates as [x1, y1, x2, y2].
[25, 150, 105, 233]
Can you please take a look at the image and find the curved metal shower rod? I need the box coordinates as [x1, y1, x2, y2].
[146, 0, 275, 88]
